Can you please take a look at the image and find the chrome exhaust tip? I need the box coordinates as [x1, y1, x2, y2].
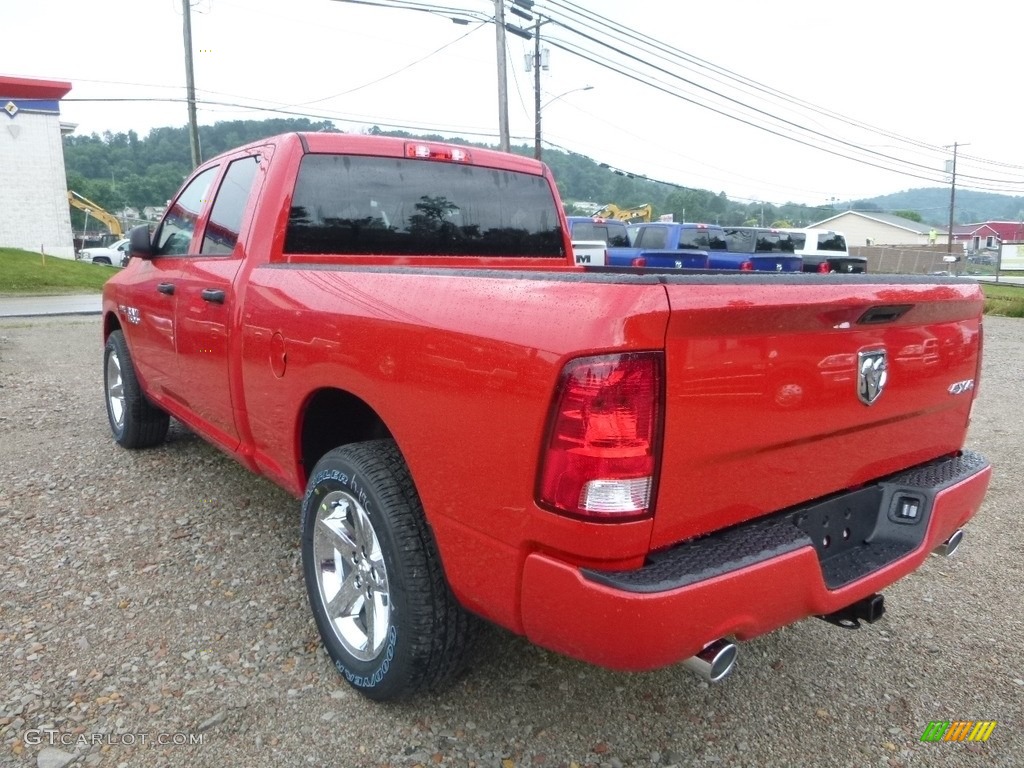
[682, 639, 737, 683]
[933, 529, 964, 557]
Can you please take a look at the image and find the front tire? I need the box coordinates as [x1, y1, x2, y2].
[301, 440, 477, 701]
[104, 330, 170, 448]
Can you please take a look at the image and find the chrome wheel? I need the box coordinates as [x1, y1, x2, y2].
[312, 490, 391, 661]
[106, 349, 125, 430]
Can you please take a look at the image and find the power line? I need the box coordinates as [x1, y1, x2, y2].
[63, 0, 1024, 200]
[529, 0, 1024, 191]
[280, 20, 487, 108]
[536, 10, 1024, 189]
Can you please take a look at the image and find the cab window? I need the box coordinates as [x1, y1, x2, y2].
[201, 156, 260, 255]
[155, 167, 218, 256]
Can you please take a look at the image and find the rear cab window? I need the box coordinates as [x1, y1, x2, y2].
[817, 233, 847, 252]
[755, 231, 795, 253]
[725, 228, 756, 253]
[635, 226, 667, 249]
[785, 229, 848, 256]
[678, 225, 727, 251]
[285, 154, 565, 259]
[569, 219, 630, 247]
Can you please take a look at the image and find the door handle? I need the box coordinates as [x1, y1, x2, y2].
[157, 282, 175, 295]
[201, 288, 226, 304]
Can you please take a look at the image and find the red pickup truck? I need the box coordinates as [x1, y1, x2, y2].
[101, 133, 991, 701]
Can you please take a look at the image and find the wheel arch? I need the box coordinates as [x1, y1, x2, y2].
[103, 311, 122, 341]
[297, 387, 394, 488]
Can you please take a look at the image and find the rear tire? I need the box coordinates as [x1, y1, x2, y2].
[104, 330, 170, 448]
[301, 440, 478, 701]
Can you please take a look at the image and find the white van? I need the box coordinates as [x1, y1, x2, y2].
[783, 228, 867, 273]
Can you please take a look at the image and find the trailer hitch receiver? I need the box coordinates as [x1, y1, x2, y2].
[817, 593, 886, 630]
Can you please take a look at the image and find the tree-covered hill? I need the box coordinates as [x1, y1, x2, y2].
[63, 118, 335, 225]
[850, 188, 1024, 227]
[63, 118, 1023, 230]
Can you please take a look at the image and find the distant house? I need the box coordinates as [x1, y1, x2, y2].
[810, 210, 945, 247]
[952, 221, 1024, 254]
[0, 75, 75, 259]
[568, 201, 603, 215]
[142, 205, 167, 221]
[119, 206, 140, 221]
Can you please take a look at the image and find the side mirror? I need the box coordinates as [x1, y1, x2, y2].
[128, 224, 154, 260]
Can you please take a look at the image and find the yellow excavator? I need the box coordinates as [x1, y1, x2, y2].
[67, 190, 123, 240]
[593, 203, 653, 224]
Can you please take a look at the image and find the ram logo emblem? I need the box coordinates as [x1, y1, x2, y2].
[858, 349, 887, 405]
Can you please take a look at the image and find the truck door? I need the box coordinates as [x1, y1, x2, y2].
[125, 165, 220, 401]
[173, 151, 265, 453]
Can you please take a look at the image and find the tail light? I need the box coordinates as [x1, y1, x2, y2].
[740, 261, 754, 271]
[817, 261, 830, 273]
[632, 257, 647, 267]
[538, 352, 663, 520]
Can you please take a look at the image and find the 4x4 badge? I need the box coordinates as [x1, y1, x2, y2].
[858, 350, 887, 405]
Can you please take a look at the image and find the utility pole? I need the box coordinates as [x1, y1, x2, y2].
[182, 0, 202, 168]
[494, 0, 510, 152]
[945, 142, 966, 254]
[533, 15, 542, 159]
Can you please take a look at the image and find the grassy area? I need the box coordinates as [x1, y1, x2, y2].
[0, 248, 113, 295]
[981, 281, 1024, 318]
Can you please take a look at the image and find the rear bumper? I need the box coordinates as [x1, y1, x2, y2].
[519, 451, 991, 671]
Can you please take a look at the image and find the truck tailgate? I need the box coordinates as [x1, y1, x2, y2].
[652, 279, 983, 548]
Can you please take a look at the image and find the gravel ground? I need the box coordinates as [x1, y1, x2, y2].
[0, 315, 1021, 768]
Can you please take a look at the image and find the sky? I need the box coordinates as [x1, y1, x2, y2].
[6, 0, 1024, 208]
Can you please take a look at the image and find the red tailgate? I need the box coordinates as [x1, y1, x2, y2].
[651, 280, 983, 549]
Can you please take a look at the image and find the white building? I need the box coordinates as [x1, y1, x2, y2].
[811, 210, 944, 247]
[0, 75, 75, 259]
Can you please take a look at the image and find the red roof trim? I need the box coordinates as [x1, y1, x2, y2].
[0, 75, 72, 100]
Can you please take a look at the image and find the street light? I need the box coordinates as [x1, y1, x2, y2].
[535, 85, 593, 160]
